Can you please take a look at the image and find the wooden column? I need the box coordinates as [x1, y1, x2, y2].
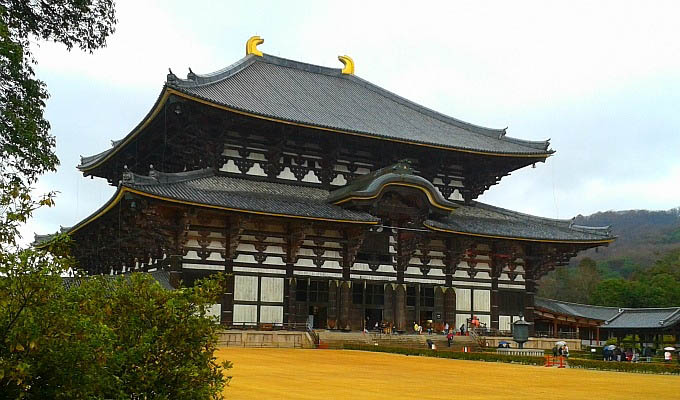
[524, 258, 537, 336]
[221, 215, 243, 326]
[443, 287, 456, 329]
[339, 281, 351, 330]
[394, 284, 407, 332]
[384, 284, 394, 325]
[286, 278, 297, 326]
[490, 254, 501, 331]
[327, 280, 338, 329]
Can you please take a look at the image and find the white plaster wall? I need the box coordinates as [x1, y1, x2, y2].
[499, 315, 512, 331]
[234, 275, 258, 301]
[455, 314, 470, 330]
[260, 277, 284, 303]
[455, 288, 471, 311]
[473, 289, 491, 312]
[260, 306, 284, 324]
[233, 304, 257, 324]
[207, 304, 222, 323]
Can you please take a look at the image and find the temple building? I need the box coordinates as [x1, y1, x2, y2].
[49, 36, 615, 333]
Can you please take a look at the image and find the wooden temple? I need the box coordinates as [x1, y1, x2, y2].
[55, 36, 615, 333]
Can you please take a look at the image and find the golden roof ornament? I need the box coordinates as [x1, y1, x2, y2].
[246, 35, 264, 57]
[338, 55, 354, 75]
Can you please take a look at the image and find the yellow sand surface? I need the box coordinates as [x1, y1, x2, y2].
[217, 348, 678, 400]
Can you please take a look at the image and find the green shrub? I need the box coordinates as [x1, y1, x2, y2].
[568, 358, 680, 374]
[342, 344, 545, 366]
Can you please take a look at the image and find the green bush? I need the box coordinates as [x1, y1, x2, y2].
[342, 344, 545, 366]
[0, 259, 232, 399]
[568, 358, 680, 374]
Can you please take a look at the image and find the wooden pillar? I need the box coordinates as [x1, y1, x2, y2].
[596, 326, 600, 345]
[490, 258, 500, 331]
[395, 284, 406, 332]
[434, 286, 444, 329]
[553, 320, 558, 338]
[339, 281, 351, 330]
[384, 284, 394, 325]
[286, 278, 297, 326]
[523, 259, 536, 336]
[443, 287, 456, 329]
[327, 280, 338, 329]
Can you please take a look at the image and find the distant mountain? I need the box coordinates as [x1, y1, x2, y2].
[571, 207, 680, 275]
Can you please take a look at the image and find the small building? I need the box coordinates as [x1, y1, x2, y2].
[535, 297, 680, 347]
[41, 37, 615, 333]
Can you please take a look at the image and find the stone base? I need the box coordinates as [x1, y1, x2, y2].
[484, 336, 581, 351]
[217, 330, 314, 348]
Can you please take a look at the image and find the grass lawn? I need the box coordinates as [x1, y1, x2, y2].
[216, 348, 678, 399]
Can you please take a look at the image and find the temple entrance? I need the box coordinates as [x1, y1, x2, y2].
[365, 308, 383, 331]
[420, 310, 433, 332]
[308, 306, 327, 329]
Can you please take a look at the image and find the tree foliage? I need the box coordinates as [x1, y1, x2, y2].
[540, 249, 680, 308]
[1, 2, 233, 398]
[1, 241, 232, 399]
[0, 0, 116, 249]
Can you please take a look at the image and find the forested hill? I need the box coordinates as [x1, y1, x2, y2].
[572, 207, 680, 275]
[537, 207, 680, 307]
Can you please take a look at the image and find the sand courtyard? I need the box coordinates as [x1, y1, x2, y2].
[216, 348, 678, 399]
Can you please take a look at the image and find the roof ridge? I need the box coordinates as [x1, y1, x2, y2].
[536, 297, 620, 310]
[167, 52, 550, 152]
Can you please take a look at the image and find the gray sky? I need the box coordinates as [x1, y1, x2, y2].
[21, 0, 680, 243]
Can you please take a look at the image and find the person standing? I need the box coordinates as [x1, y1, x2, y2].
[563, 344, 570, 358]
[447, 330, 454, 347]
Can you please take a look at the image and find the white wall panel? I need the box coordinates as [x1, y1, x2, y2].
[455, 288, 471, 311]
[234, 275, 258, 301]
[260, 306, 283, 324]
[455, 314, 470, 330]
[207, 304, 222, 323]
[499, 315, 512, 331]
[260, 277, 284, 303]
[233, 304, 257, 323]
[477, 314, 491, 328]
[473, 289, 491, 312]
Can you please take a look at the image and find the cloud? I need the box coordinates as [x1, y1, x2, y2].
[20, 0, 680, 245]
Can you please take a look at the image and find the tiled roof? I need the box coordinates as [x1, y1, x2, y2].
[327, 161, 457, 211]
[604, 308, 680, 329]
[79, 53, 552, 170]
[535, 297, 620, 321]
[425, 203, 614, 242]
[124, 169, 377, 223]
[170, 54, 551, 155]
[535, 297, 680, 329]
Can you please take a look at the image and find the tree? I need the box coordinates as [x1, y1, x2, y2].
[0, 3, 232, 397]
[0, 0, 116, 249]
[1, 258, 232, 399]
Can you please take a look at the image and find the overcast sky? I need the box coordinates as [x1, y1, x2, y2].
[20, 0, 680, 243]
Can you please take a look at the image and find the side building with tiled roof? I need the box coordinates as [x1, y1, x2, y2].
[40, 36, 614, 334]
[535, 297, 680, 348]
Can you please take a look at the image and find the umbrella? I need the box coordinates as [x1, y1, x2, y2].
[555, 341, 567, 346]
[499, 341, 510, 345]
[664, 346, 676, 351]
[605, 344, 617, 350]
